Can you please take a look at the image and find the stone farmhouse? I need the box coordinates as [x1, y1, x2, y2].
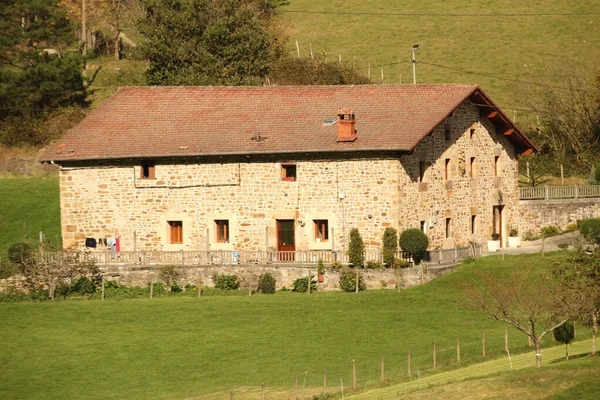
[41, 85, 536, 257]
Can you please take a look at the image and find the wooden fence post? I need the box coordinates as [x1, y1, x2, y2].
[229, 390, 233, 400]
[249, 271, 252, 297]
[381, 355, 385, 381]
[482, 331, 486, 358]
[101, 276, 105, 301]
[323, 369, 327, 393]
[352, 359, 357, 390]
[308, 269, 311, 295]
[433, 343, 437, 368]
[505, 326, 509, 352]
[408, 350, 411, 378]
[295, 375, 298, 400]
[456, 337, 460, 363]
[261, 383, 265, 400]
[150, 276, 154, 299]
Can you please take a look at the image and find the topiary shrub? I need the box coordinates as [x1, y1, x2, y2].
[348, 228, 365, 268]
[339, 267, 366, 292]
[382, 227, 398, 267]
[8, 242, 32, 265]
[292, 276, 317, 293]
[399, 228, 429, 264]
[580, 218, 600, 244]
[214, 274, 240, 290]
[257, 272, 276, 294]
[554, 321, 575, 360]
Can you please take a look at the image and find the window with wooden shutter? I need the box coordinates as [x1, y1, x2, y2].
[314, 220, 329, 241]
[215, 220, 229, 243]
[168, 221, 183, 244]
[141, 160, 156, 179]
[281, 163, 297, 181]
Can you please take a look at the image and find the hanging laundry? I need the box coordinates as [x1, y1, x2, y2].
[115, 236, 121, 258]
[85, 238, 97, 248]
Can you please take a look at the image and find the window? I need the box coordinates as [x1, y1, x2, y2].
[314, 220, 329, 241]
[469, 128, 475, 139]
[215, 220, 229, 243]
[419, 161, 427, 182]
[445, 218, 451, 239]
[168, 221, 183, 244]
[140, 159, 155, 179]
[420, 220, 427, 233]
[281, 163, 297, 181]
[445, 158, 451, 180]
[470, 157, 476, 178]
[444, 123, 452, 141]
[471, 215, 476, 234]
[494, 156, 500, 177]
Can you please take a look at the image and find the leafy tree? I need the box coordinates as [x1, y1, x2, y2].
[269, 56, 370, 85]
[462, 266, 575, 367]
[399, 228, 429, 264]
[0, 0, 86, 146]
[553, 321, 575, 360]
[257, 272, 276, 294]
[382, 227, 398, 268]
[138, 0, 284, 86]
[579, 218, 600, 245]
[347, 228, 364, 268]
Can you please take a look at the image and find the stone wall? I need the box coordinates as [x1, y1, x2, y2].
[519, 198, 600, 236]
[101, 264, 432, 291]
[57, 100, 520, 252]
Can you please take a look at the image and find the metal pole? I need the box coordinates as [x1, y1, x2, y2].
[412, 46, 418, 84]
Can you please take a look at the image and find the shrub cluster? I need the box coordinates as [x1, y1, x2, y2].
[257, 272, 276, 294]
[540, 225, 560, 237]
[8, 242, 32, 266]
[214, 274, 240, 290]
[292, 276, 317, 293]
[338, 267, 366, 292]
[580, 218, 600, 244]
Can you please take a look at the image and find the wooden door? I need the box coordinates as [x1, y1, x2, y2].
[277, 219, 295, 261]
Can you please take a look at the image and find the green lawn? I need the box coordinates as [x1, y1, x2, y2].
[0, 253, 592, 399]
[0, 176, 61, 262]
[280, 0, 600, 128]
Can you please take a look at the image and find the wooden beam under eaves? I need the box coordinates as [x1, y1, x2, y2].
[522, 148, 534, 155]
[487, 111, 498, 119]
[503, 128, 514, 136]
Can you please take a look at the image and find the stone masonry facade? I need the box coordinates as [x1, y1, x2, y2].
[59, 101, 520, 253]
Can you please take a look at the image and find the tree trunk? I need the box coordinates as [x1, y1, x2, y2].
[81, 0, 87, 55]
[593, 312, 598, 356]
[114, 33, 121, 60]
[565, 344, 569, 361]
[535, 339, 542, 368]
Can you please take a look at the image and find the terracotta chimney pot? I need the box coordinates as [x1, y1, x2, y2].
[337, 108, 357, 142]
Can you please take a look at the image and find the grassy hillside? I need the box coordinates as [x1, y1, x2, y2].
[0, 176, 61, 261]
[280, 0, 600, 129]
[0, 252, 593, 399]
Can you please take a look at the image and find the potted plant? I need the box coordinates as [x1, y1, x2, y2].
[487, 232, 501, 252]
[508, 228, 521, 248]
[317, 259, 325, 283]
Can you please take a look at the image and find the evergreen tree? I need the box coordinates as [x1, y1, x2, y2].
[138, 0, 285, 86]
[382, 227, 398, 268]
[0, 0, 86, 146]
[348, 228, 365, 268]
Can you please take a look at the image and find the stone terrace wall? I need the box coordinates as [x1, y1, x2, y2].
[101, 264, 432, 292]
[519, 198, 600, 236]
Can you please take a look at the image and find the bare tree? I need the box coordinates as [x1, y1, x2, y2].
[462, 267, 575, 367]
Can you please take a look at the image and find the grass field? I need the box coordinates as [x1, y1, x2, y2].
[0, 252, 594, 399]
[279, 0, 600, 128]
[0, 176, 61, 262]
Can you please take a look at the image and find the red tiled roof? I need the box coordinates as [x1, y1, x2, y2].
[40, 85, 535, 161]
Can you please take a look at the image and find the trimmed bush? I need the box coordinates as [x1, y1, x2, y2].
[72, 276, 96, 295]
[257, 272, 276, 294]
[330, 261, 343, 270]
[382, 227, 398, 267]
[8, 242, 32, 265]
[580, 218, 600, 244]
[214, 274, 240, 290]
[292, 276, 317, 293]
[348, 228, 365, 268]
[365, 261, 383, 269]
[399, 228, 429, 264]
[540, 225, 560, 237]
[339, 267, 366, 292]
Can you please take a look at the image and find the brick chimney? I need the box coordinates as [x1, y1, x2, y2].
[336, 108, 357, 142]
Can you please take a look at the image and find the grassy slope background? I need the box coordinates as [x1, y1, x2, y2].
[0, 177, 60, 261]
[0, 253, 595, 399]
[279, 0, 600, 129]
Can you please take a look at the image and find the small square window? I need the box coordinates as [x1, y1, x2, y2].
[141, 159, 155, 179]
[445, 218, 451, 239]
[314, 220, 329, 241]
[215, 220, 229, 243]
[168, 221, 183, 244]
[471, 215, 476, 234]
[420, 220, 427, 233]
[281, 164, 297, 181]
[444, 123, 452, 141]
